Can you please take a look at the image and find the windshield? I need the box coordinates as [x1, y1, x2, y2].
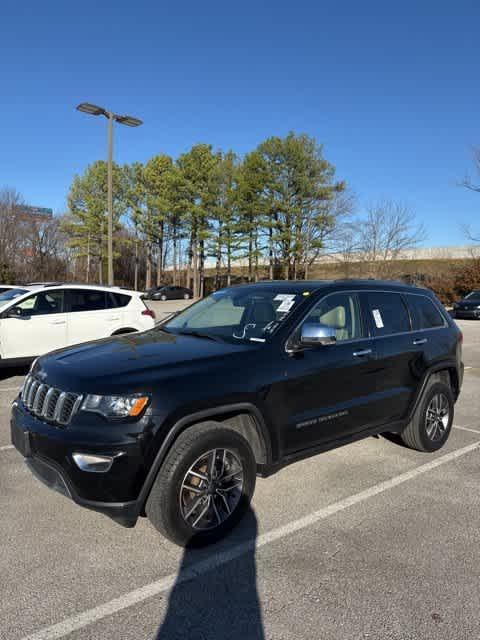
[163, 287, 306, 343]
[0, 288, 28, 307]
[465, 291, 480, 301]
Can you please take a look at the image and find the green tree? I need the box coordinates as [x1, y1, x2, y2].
[236, 151, 269, 281]
[176, 144, 221, 296]
[208, 150, 241, 288]
[64, 161, 125, 283]
[255, 132, 345, 279]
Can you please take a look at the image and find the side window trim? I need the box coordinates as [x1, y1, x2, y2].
[285, 288, 447, 352]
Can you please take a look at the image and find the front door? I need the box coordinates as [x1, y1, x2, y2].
[0, 289, 67, 358]
[270, 291, 380, 455]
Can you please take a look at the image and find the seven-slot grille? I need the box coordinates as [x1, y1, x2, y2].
[21, 374, 82, 426]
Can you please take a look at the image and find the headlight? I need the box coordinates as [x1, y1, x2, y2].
[81, 394, 150, 419]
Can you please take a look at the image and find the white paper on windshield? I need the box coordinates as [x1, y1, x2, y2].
[372, 309, 384, 328]
[274, 294, 296, 313]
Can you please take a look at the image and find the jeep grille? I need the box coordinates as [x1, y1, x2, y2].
[21, 374, 82, 426]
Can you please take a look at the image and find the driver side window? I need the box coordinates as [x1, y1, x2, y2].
[300, 292, 364, 342]
[14, 290, 64, 316]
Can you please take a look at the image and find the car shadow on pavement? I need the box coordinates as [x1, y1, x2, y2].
[0, 364, 29, 381]
[156, 507, 265, 640]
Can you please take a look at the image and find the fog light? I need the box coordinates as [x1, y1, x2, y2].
[72, 453, 116, 473]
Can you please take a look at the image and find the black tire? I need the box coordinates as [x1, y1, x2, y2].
[146, 422, 256, 547]
[401, 381, 454, 452]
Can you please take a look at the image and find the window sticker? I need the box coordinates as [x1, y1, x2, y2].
[274, 294, 296, 313]
[372, 308, 384, 328]
[274, 294, 296, 302]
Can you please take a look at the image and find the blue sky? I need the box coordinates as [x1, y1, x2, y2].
[1, 0, 479, 246]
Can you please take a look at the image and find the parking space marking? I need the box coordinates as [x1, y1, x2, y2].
[0, 444, 13, 451]
[20, 440, 480, 640]
[0, 387, 20, 392]
[454, 424, 480, 435]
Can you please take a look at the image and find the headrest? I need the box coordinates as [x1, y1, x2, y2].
[319, 306, 346, 329]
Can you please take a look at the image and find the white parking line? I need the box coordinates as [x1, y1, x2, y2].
[0, 387, 20, 392]
[0, 444, 13, 451]
[21, 440, 480, 640]
[454, 424, 480, 434]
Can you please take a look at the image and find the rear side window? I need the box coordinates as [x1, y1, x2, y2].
[68, 289, 107, 312]
[109, 292, 131, 308]
[365, 292, 410, 335]
[407, 294, 445, 329]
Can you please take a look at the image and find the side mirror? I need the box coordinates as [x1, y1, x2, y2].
[300, 322, 337, 347]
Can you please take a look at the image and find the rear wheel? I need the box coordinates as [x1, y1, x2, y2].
[146, 422, 256, 547]
[183, 293, 190, 299]
[401, 381, 454, 452]
[160, 294, 167, 301]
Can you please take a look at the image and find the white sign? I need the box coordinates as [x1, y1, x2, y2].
[274, 294, 296, 313]
[372, 308, 384, 328]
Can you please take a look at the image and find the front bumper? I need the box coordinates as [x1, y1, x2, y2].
[10, 399, 156, 527]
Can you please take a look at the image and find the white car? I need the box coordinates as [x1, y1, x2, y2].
[0, 284, 155, 364]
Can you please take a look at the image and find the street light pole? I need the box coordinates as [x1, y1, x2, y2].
[76, 103, 143, 286]
[107, 112, 114, 285]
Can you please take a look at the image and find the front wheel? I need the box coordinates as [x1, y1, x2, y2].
[160, 294, 167, 301]
[146, 422, 256, 547]
[183, 293, 190, 299]
[401, 381, 454, 452]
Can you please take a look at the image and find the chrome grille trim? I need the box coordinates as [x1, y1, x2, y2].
[20, 375, 81, 426]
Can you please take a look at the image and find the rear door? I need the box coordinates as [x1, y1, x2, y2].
[65, 289, 114, 345]
[360, 290, 419, 423]
[0, 289, 67, 358]
[405, 292, 451, 370]
[109, 291, 136, 329]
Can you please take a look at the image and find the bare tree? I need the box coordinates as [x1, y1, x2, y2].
[358, 200, 426, 277]
[0, 187, 23, 279]
[461, 147, 480, 194]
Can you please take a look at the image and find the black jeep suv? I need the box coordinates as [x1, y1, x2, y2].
[11, 280, 463, 546]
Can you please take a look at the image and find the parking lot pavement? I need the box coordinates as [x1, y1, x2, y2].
[146, 298, 194, 323]
[1, 321, 479, 640]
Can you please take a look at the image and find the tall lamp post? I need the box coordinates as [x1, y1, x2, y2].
[76, 102, 143, 285]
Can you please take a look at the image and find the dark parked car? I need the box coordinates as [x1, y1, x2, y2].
[452, 290, 480, 319]
[11, 280, 463, 546]
[144, 285, 193, 301]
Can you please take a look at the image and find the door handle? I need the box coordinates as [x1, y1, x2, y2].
[50, 320, 66, 325]
[353, 349, 372, 357]
[413, 338, 427, 345]
[108, 316, 120, 321]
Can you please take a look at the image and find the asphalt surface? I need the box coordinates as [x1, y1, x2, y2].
[1, 317, 479, 640]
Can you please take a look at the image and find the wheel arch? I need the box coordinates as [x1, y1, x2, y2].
[111, 327, 138, 336]
[408, 360, 460, 421]
[137, 403, 272, 514]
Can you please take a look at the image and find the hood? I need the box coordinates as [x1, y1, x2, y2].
[34, 329, 258, 393]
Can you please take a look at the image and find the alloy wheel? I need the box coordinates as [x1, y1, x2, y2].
[179, 448, 244, 530]
[425, 393, 450, 441]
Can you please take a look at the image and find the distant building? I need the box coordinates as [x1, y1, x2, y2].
[15, 205, 53, 222]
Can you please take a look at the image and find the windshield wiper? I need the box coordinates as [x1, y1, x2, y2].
[176, 330, 222, 342]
